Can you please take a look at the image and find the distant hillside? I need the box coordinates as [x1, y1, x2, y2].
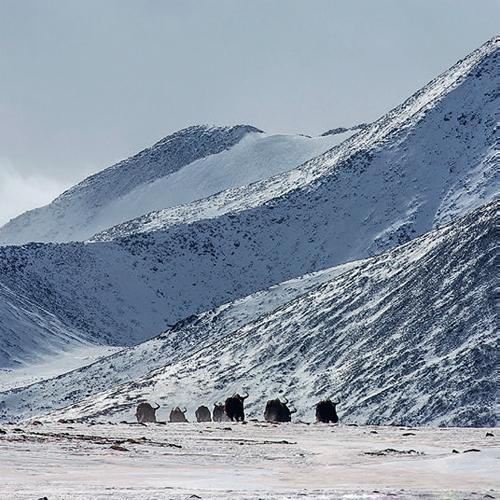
[0, 125, 350, 244]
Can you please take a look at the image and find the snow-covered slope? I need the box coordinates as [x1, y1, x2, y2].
[0, 126, 350, 245]
[0, 261, 360, 420]
[0, 345, 120, 392]
[0, 281, 92, 368]
[89, 132, 352, 237]
[0, 38, 497, 367]
[19, 201, 496, 427]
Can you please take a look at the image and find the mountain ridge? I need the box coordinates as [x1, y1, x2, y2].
[92, 36, 498, 241]
[0, 125, 353, 245]
[13, 201, 494, 426]
[0, 124, 261, 243]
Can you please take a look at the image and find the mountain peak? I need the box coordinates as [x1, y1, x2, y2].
[0, 123, 265, 244]
[63, 123, 265, 199]
[150, 124, 264, 149]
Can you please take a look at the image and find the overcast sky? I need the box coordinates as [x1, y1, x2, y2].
[0, 0, 498, 225]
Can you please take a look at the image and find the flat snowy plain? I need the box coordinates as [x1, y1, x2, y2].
[0, 421, 498, 499]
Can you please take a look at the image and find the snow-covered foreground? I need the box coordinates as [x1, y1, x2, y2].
[0, 422, 497, 499]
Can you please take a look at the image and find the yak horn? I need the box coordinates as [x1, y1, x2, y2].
[241, 391, 249, 399]
[289, 406, 297, 414]
[332, 400, 340, 405]
[153, 403, 160, 410]
[281, 395, 288, 404]
[181, 407, 187, 413]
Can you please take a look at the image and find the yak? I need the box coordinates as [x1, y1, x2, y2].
[315, 398, 340, 423]
[264, 396, 296, 422]
[195, 405, 212, 422]
[213, 402, 231, 422]
[135, 402, 160, 423]
[169, 407, 188, 423]
[225, 392, 249, 422]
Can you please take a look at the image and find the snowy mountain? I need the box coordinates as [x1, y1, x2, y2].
[2, 202, 493, 426]
[0, 38, 496, 370]
[0, 40, 498, 370]
[0, 126, 351, 245]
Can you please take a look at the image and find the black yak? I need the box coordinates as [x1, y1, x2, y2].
[169, 407, 188, 422]
[315, 399, 340, 423]
[225, 392, 248, 422]
[264, 396, 296, 422]
[135, 402, 160, 423]
[195, 405, 212, 422]
[213, 402, 231, 422]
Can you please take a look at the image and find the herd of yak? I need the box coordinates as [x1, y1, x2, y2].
[136, 392, 340, 424]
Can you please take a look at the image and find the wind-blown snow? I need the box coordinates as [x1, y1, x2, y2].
[0, 345, 120, 392]
[0, 281, 92, 368]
